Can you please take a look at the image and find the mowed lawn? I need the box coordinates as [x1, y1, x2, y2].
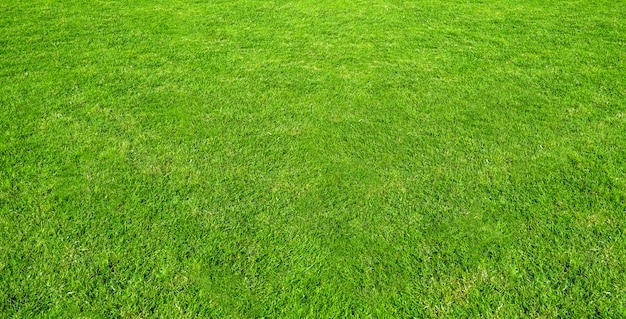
[1, 0, 625, 317]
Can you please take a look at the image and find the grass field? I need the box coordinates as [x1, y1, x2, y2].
[1, 0, 626, 317]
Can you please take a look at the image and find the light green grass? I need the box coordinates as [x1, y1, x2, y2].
[1, 0, 625, 317]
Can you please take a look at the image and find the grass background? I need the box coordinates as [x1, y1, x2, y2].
[1, 0, 625, 317]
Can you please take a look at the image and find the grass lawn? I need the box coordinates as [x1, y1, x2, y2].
[1, 0, 626, 317]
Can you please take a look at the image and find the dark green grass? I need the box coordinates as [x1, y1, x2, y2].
[1, 0, 626, 317]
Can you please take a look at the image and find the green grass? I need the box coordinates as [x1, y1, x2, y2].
[1, 0, 626, 317]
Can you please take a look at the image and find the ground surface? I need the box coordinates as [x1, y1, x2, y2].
[1, 0, 626, 317]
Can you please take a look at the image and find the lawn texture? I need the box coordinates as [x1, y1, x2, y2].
[1, 0, 626, 317]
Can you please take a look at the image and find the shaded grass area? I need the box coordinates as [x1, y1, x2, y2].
[1, 0, 626, 317]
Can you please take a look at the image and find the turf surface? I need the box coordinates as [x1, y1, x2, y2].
[1, 0, 626, 317]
